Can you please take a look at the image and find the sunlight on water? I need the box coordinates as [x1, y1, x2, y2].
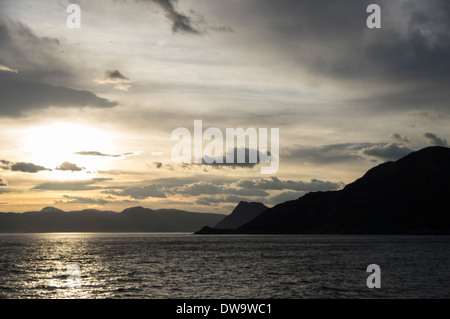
[3, 233, 116, 298]
[0, 233, 449, 299]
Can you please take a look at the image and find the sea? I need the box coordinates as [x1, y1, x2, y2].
[0, 233, 449, 299]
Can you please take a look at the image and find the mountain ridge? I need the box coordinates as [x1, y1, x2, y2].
[214, 201, 268, 229]
[236, 146, 450, 234]
[197, 146, 450, 234]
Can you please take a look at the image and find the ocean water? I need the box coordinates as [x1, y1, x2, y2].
[0, 233, 449, 299]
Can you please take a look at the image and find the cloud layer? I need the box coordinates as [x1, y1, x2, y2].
[0, 17, 117, 117]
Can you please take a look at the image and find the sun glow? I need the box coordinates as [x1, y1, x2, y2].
[22, 123, 114, 177]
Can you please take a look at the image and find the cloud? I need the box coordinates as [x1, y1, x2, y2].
[56, 195, 138, 206]
[197, 148, 270, 168]
[33, 178, 111, 191]
[104, 70, 129, 82]
[11, 162, 51, 173]
[0, 18, 117, 117]
[195, 195, 251, 206]
[170, 181, 269, 197]
[362, 143, 414, 161]
[282, 143, 371, 164]
[134, 0, 232, 35]
[424, 132, 448, 146]
[153, 162, 163, 169]
[0, 64, 18, 73]
[294, 1, 449, 84]
[170, 181, 222, 196]
[128, 177, 342, 201]
[75, 151, 137, 158]
[0, 177, 7, 187]
[0, 160, 11, 170]
[205, 0, 450, 112]
[149, 176, 236, 187]
[232, 177, 343, 192]
[0, 18, 67, 82]
[0, 79, 117, 117]
[55, 195, 110, 205]
[100, 176, 342, 203]
[407, 111, 441, 122]
[55, 162, 85, 172]
[143, 0, 202, 34]
[94, 69, 131, 91]
[1, 160, 51, 173]
[284, 142, 416, 164]
[105, 184, 167, 199]
[392, 133, 411, 144]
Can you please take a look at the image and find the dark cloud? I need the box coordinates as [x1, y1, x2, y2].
[33, 178, 111, 191]
[94, 69, 131, 91]
[134, 0, 232, 35]
[103, 175, 341, 201]
[352, 83, 450, 112]
[105, 184, 167, 199]
[170, 181, 269, 197]
[0, 79, 117, 117]
[284, 142, 417, 164]
[55, 162, 84, 172]
[392, 133, 411, 144]
[362, 143, 413, 161]
[170, 181, 221, 196]
[105, 70, 129, 81]
[0, 177, 7, 187]
[407, 111, 442, 122]
[1, 160, 51, 173]
[112, 177, 341, 202]
[424, 132, 448, 146]
[0, 18, 117, 117]
[0, 160, 11, 170]
[232, 177, 343, 192]
[210, 0, 450, 113]
[256, 0, 450, 82]
[142, 0, 202, 34]
[0, 18, 67, 82]
[154, 162, 163, 169]
[11, 162, 51, 173]
[149, 176, 236, 187]
[282, 143, 372, 164]
[200, 148, 271, 168]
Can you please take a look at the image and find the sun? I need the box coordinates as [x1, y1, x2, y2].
[22, 122, 114, 176]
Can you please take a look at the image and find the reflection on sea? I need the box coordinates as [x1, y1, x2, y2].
[1, 233, 449, 298]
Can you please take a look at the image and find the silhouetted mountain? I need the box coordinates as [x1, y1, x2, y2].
[193, 146, 450, 235]
[214, 201, 268, 229]
[0, 206, 225, 233]
[40, 207, 65, 213]
[232, 146, 450, 234]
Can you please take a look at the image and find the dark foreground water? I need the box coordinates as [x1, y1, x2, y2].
[0, 233, 449, 299]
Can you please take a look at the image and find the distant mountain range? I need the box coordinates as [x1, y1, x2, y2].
[196, 146, 450, 234]
[3, 146, 450, 234]
[0, 206, 225, 233]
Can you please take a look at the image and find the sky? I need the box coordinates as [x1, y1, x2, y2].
[0, 0, 449, 213]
